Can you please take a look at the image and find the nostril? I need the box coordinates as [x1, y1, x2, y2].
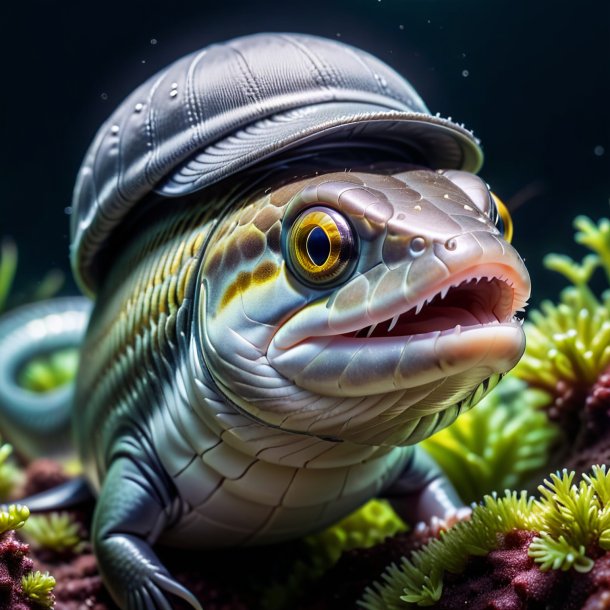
[409, 236, 426, 256]
[445, 238, 457, 251]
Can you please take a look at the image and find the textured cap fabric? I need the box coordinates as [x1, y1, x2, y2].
[71, 32, 483, 294]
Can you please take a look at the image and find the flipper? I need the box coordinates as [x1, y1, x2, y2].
[23, 477, 94, 512]
[93, 455, 202, 610]
[382, 446, 464, 524]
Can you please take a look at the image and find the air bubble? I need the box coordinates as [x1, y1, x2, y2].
[399, 24, 404, 30]
[134, 103, 144, 112]
[111, 125, 119, 135]
[462, 69, 469, 77]
[594, 145, 605, 156]
[100, 92, 108, 100]
[64, 206, 73, 215]
[150, 38, 157, 45]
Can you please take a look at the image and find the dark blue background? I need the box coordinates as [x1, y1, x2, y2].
[2, 0, 609, 305]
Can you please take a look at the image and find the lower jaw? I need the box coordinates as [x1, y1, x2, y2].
[268, 321, 526, 398]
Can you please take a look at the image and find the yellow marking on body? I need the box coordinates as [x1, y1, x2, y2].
[220, 261, 280, 309]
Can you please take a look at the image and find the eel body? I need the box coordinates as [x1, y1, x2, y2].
[0, 33, 531, 610]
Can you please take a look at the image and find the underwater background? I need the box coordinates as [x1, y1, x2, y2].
[2, 0, 609, 306]
[0, 1, 610, 608]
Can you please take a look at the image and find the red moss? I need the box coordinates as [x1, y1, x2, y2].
[0, 530, 36, 610]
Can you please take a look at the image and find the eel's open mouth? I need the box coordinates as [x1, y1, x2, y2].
[268, 263, 529, 399]
[345, 276, 518, 340]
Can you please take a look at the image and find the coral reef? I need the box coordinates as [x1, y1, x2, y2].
[360, 466, 610, 609]
[0, 504, 55, 609]
[514, 217, 610, 438]
[421, 376, 559, 503]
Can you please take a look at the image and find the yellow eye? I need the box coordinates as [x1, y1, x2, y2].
[491, 192, 513, 243]
[287, 206, 357, 286]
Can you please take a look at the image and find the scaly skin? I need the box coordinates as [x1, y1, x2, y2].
[65, 161, 529, 609]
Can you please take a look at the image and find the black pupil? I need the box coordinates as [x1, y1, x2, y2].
[306, 226, 331, 266]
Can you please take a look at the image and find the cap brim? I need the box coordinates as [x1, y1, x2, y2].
[157, 101, 483, 197]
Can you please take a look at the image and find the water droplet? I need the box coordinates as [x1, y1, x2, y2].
[594, 145, 605, 156]
[461, 52, 467, 58]
[443, 193, 450, 199]
[111, 125, 119, 135]
[462, 69, 470, 77]
[170, 90, 178, 98]
[427, 19, 431, 24]
[100, 92, 108, 100]
[141, 59, 146, 64]
[414, 204, 422, 212]
[463, 204, 473, 211]
[150, 38, 157, 45]
[171, 82, 178, 89]
[64, 206, 73, 215]
[134, 103, 144, 112]
[399, 24, 404, 30]
[336, 32, 341, 37]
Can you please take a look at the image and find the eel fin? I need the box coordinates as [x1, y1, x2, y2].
[21, 476, 93, 512]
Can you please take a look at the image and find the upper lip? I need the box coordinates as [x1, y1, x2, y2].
[272, 262, 529, 350]
[346, 267, 525, 340]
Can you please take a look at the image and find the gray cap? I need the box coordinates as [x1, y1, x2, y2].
[71, 32, 483, 294]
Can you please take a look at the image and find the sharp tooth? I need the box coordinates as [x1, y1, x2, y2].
[455, 324, 461, 335]
[415, 301, 425, 315]
[388, 315, 399, 333]
[440, 286, 449, 299]
[366, 323, 378, 338]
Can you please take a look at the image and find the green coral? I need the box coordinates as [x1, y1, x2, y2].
[0, 504, 30, 534]
[0, 440, 21, 500]
[421, 376, 559, 503]
[21, 571, 56, 608]
[515, 216, 610, 399]
[527, 466, 610, 572]
[359, 466, 610, 609]
[23, 512, 83, 553]
[306, 499, 407, 566]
